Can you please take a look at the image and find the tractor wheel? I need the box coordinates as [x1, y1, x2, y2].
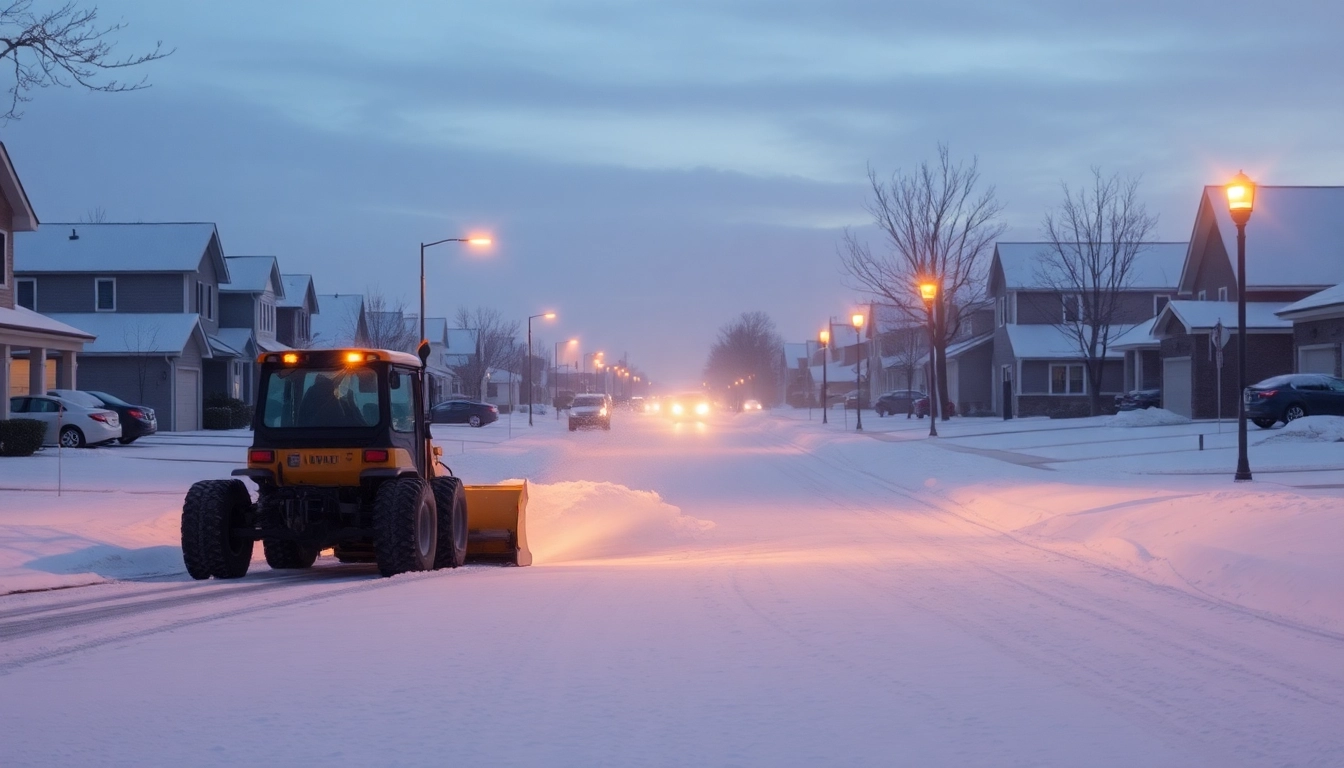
[259, 495, 320, 570]
[1284, 404, 1307, 423]
[1252, 417, 1277, 429]
[181, 479, 254, 580]
[431, 476, 468, 569]
[59, 426, 86, 448]
[373, 477, 437, 577]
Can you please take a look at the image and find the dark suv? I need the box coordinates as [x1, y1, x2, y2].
[1245, 374, 1344, 428]
[874, 390, 923, 417]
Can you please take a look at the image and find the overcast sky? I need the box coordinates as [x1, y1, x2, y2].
[8, 0, 1344, 385]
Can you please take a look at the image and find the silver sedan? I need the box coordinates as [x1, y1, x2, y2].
[7, 394, 122, 447]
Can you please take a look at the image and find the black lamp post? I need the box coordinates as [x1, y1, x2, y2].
[1227, 171, 1256, 482]
[851, 312, 866, 431]
[527, 312, 556, 426]
[920, 281, 939, 438]
[819, 328, 830, 424]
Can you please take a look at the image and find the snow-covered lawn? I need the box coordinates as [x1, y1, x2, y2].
[1, 410, 1341, 765]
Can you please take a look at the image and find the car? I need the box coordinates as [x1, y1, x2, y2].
[553, 389, 576, 410]
[1114, 389, 1162, 412]
[629, 396, 645, 412]
[664, 392, 711, 422]
[743, 399, 763, 411]
[569, 393, 611, 431]
[1244, 373, 1344, 428]
[874, 390, 923, 417]
[8, 394, 122, 447]
[913, 396, 957, 419]
[429, 399, 498, 428]
[842, 389, 868, 410]
[49, 389, 158, 444]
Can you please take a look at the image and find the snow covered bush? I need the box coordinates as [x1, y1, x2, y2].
[0, 419, 46, 456]
[1108, 408, 1191, 427]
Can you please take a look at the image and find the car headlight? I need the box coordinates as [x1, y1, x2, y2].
[672, 403, 684, 415]
[695, 403, 709, 415]
[599, 407, 607, 416]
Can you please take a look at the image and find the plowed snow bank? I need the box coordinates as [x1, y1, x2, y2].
[1109, 408, 1190, 427]
[522, 480, 715, 563]
[1260, 415, 1344, 444]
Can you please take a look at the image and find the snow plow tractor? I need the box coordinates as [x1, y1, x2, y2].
[181, 347, 531, 579]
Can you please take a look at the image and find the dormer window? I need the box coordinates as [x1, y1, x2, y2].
[1198, 290, 1207, 301]
[95, 278, 116, 311]
[1218, 286, 1228, 301]
[1061, 293, 1082, 323]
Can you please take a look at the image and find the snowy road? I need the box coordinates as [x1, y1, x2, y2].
[2, 413, 1342, 766]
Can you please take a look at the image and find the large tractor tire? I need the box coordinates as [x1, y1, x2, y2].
[182, 479, 254, 580]
[373, 477, 437, 577]
[259, 495, 320, 570]
[431, 476, 469, 569]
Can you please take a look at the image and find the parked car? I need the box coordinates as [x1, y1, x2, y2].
[8, 394, 122, 447]
[842, 389, 869, 410]
[569, 393, 611, 431]
[1244, 374, 1344, 428]
[1113, 389, 1162, 412]
[429, 399, 498, 428]
[913, 396, 957, 419]
[874, 390, 923, 417]
[50, 389, 157, 444]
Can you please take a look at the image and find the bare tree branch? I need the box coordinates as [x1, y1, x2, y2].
[363, 292, 417, 351]
[451, 306, 520, 401]
[704, 311, 784, 406]
[0, 1, 172, 121]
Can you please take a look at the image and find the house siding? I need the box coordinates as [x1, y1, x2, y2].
[954, 342, 993, 415]
[76, 356, 174, 423]
[195, 247, 222, 336]
[0, 193, 13, 309]
[219, 293, 253, 329]
[1160, 332, 1294, 419]
[1293, 318, 1344, 377]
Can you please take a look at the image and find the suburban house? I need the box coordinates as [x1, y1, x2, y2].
[1276, 283, 1344, 377]
[1149, 186, 1344, 419]
[988, 241, 1187, 418]
[277, 274, 319, 348]
[420, 316, 462, 403]
[0, 143, 95, 418]
[913, 300, 995, 416]
[216, 255, 290, 405]
[782, 341, 817, 406]
[309, 293, 368, 349]
[486, 369, 522, 411]
[14, 222, 232, 431]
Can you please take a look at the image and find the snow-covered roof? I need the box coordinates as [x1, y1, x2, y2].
[783, 342, 810, 369]
[1192, 186, 1344, 288]
[45, 313, 207, 356]
[994, 242, 1187, 290]
[1110, 318, 1160, 350]
[208, 334, 243, 357]
[15, 223, 226, 276]
[278, 274, 317, 310]
[446, 328, 478, 352]
[0, 142, 37, 231]
[422, 317, 449, 343]
[309, 294, 364, 348]
[1153, 300, 1291, 339]
[489, 369, 521, 383]
[808, 362, 859, 383]
[945, 331, 993, 359]
[213, 327, 255, 357]
[0, 304, 95, 341]
[1005, 324, 1125, 360]
[1276, 283, 1344, 320]
[221, 256, 284, 297]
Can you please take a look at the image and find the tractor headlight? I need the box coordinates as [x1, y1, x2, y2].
[672, 403, 684, 415]
[695, 403, 709, 416]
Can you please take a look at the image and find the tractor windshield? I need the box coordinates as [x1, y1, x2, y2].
[261, 367, 382, 428]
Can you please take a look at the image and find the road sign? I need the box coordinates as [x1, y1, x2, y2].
[1213, 320, 1230, 350]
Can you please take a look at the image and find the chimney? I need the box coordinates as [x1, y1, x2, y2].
[69, 228, 79, 240]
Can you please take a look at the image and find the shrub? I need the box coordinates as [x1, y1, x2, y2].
[0, 419, 48, 456]
[204, 393, 254, 429]
[203, 407, 234, 430]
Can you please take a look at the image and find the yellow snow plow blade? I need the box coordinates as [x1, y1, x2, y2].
[464, 481, 532, 566]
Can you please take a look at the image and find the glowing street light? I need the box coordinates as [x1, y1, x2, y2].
[1226, 171, 1256, 481]
[919, 281, 940, 437]
[819, 328, 830, 424]
[527, 312, 557, 426]
[851, 313, 866, 431]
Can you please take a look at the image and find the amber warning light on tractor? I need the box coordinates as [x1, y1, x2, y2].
[282, 353, 299, 364]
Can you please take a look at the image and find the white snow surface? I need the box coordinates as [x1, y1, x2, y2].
[1, 413, 1342, 765]
[1108, 407, 1191, 427]
[1260, 415, 1344, 444]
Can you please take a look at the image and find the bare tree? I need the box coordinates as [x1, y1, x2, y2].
[80, 206, 107, 223]
[122, 321, 159, 403]
[704, 311, 784, 407]
[839, 145, 1005, 420]
[451, 307, 521, 400]
[363, 292, 417, 351]
[1037, 168, 1158, 416]
[0, 1, 171, 121]
[875, 304, 926, 399]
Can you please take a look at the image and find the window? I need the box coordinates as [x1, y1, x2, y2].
[261, 367, 380, 428]
[0, 231, 6, 285]
[16, 278, 35, 310]
[389, 370, 414, 433]
[1061, 294, 1081, 323]
[1153, 294, 1170, 316]
[1049, 363, 1085, 395]
[1198, 290, 1207, 301]
[95, 278, 116, 311]
[1218, 286, 1228, 301]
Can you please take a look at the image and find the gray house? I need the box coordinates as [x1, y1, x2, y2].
[14, 222, 233, 430]
[309, 293, 368, 349]
[216, 255, 290, 405]
[987, 241, 1187, 418]
[277, 274, 319, 348]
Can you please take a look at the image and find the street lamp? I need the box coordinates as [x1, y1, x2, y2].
[851, 313, 865, 431]
[819, 328, 830, 424]
[527, 312, 557, 426]
[419, 236, 492, 346]
[920, 281, 939, 437]
[1227, 171, 1256, 481]
[555, 338, 577, 420]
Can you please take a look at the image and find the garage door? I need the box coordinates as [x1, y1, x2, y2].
[1162, 357, 1192, 418]
[1299, 346, 1337, 375]
[175, 368, 200, 432]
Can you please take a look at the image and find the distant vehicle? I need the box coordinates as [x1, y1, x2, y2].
[842, 389, 866, 410]
[1114, 389, 1162, 412]
[743, 399, 763, 411]
[874, 390, 922, 417]
[8, 394, 121, 447]
[629, 396, 645, 412]
[1245, 374, 1344, 428]
[50, 389, 157, 444]
[569, 393, 611, 431]
[913, 396, 956, 419]
[429, 399, 498, 428]
[664, 392, 711, 422]
[553, 389, 576, 410]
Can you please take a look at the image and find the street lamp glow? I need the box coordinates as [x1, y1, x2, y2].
[543, 312, 556, 320]
[920, 282, 938, 302]
[819, 329, 829, 344]
[851, 313, 865, 329]
[467, 237, 493, 246]
[1226, 171, 1256, 220]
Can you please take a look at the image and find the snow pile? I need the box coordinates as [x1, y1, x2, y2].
[523, 480, 715, 563]
[1259, 415, 1344, 444]
[1108, 408, 1190, 427]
